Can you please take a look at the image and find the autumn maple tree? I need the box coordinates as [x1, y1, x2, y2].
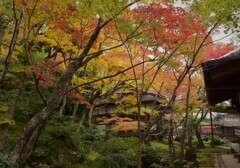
[0, 0, 142, 165]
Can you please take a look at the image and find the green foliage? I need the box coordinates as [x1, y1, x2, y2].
[196, 146, 230, 167]
[29, 115, 89, 166]
[0, 153, 18, 168]
[207, 135, 230, 145]
[142, 145, 170, 168]
[149, 141, 169, 149]
[0, 118, 15, 126]
[90, 153, 135, 168]
[185, 147, 197, 161]
[192, 137, 199, 146]
[78, 137, 138, 168]
[32, 146, 51, 158]
[190, 0, 240, 33]
[77, 125, 103, 145]
[101, 137, 138, 155]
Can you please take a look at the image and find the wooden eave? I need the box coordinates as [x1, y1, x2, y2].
[202, 48, 240, 105]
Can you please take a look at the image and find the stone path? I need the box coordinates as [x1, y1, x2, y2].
[218, 154, 240, 168]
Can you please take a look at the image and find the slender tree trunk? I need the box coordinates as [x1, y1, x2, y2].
[88, 105, 95, 127]
[137, 137, 144, 168]
[20, 121, 46, 167]
[168, 117, 175, 166]
[187, 125, 193, 148]
[210, 111, 214, 147]
[35, 79, 47, 106]
[0, 11, 23, 87]
[72, 103, 79, 122]
[136, 98, 143, 168]
[81, 90, 100, 126]
[192, 109, 208, 148]
[180, 74, 192, 164]
[59, 95, 67, 116]
[79, 109, 87, 125]
[195, 127, 205, 148]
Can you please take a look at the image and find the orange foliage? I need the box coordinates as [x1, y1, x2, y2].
[67, 90, 91, 109]
[112, 121, 147, 133]
[99, 117, 133, 125]
[100, 117, 147, 133]
[26, 59, 61, 87]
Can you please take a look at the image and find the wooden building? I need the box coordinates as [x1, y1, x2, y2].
[202, 47, 240, 109]
[202, 47, 240, 162]
[92, 87, 161, 121]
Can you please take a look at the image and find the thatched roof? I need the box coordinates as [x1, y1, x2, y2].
[202, 47, 240, 105]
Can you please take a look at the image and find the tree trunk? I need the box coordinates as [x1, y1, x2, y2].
[180, 74, 191, 164]
[13, 17, 104, 162]
[59, 95, 67, 116]
[0, 11, 23, 87]
[88, 105, 95, 127]
[136, 137, 144, 168]
[72, 103, 79, 122]
[20, 121, 47, 167]
[195, 127, 205, 148]
[187, 125, 193, 148]
[180, 124, 187, 164]
[79, 109, 87, 125]
[210, 111, 214, 147]
[168, 118, 175, 166]
[13, 62, 80, 162]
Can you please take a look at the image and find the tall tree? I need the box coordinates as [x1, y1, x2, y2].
[3, 0, 142, 165]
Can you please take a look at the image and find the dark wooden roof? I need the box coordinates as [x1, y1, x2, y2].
[202, 48, 240, 105]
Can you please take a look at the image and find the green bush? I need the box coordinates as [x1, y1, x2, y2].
[91, 153, 135, 168]
[82, 137, 138, 168]
[0, 153, 18, 168]
[207, 135, 230, 145]
[29, 116, 89, 166]
[192, 137, 198, 146]
[142, 145, 170, 168]
[185, 147, 196, 161]
[101, 137, 138, 156]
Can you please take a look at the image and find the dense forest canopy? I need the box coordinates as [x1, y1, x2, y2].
[0, 0, 239, 167]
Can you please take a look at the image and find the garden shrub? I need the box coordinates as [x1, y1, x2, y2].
[29, 115, 90, 166]
[83, 153, 135, 168]
[185, 146, 196, 161]
[101, 136, 138, 155]
[0, 153, 18, 168]
[82, 137, 138, 168]
[192, 137, 198, 146]
[142, 145, 170, 168]
[93, 153, 135, 168]
[207, 135, 230, 145]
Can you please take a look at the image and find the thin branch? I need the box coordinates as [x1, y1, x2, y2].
[202, 32, 234, 47]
